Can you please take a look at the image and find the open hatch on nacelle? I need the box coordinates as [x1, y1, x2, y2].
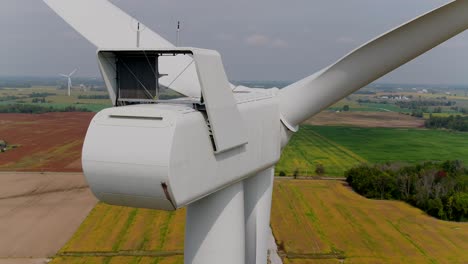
[98, 49, 202, 106]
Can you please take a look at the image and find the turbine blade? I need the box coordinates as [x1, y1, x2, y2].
[42, 0, 172, 49]
[42, 0, 201, 98]
[69, 68, 77, 76]
[279, 0, 468, 129]
[59, 74, 68, 77]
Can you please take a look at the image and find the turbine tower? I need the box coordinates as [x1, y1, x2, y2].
[60, 68, 77, 96]
[42, 1, 468, 264]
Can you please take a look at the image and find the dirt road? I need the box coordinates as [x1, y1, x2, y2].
[0, 172, 97, 264]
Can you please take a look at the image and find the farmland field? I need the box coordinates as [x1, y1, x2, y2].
[271, 179, 468, 264]
[276, 125, 468, 176]
[326, 98, 410, 113]
[50, 256, 184, 264]
[49, 203, 185, 264]
[311, 126, 468, 165]
[276, 127, 366, 177]
[0, 85, 183, 112]
[2, 112, 466, 176]
[0, 86, 111, 112]
[48, 179, 468, 264]
[0, 172, 96, 263]
[2, 83, 467, 263]
[0, 112, 94, 172]
[305, 111, 424, 128]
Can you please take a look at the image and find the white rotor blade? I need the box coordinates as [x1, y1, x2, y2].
[43, 0, 172, 49]
[279, 0, 468, 129]
[43, 0, 200, 98]
[59, 74, 68, 78]
[69, 68, 77, 76]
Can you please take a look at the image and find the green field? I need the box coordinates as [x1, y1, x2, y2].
[325, 89, 468, 116]
[357, 102, 410, 113]
[276, 127, 366, 177]
[0, 86, 183, 112]
[276, 125, 468, 177]
[328, 101, 408, 113]
[0, 86, 111, 112]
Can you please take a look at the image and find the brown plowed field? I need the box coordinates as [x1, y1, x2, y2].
[0, 113, 94, 172]
[0, 172, 97, 264]
[305, 111, 424, 128]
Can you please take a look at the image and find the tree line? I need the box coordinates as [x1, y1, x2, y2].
[30, 92, 56, 97]
[396, 100, 456, 109]
[345, 161, 468, 221]
[0, 104, 90, 114]
[0, 83, 31, 88]
[0, 95, 20, 102]
[78, 94, 110, 99]
[425, 115, 468, 132]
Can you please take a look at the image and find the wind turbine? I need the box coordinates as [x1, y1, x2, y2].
[60, 68, 77, 96]
[42, 0, 468, 264]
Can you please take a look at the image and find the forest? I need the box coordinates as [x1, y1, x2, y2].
[425, 115, 468, 131]
[346, 161, 468, 221]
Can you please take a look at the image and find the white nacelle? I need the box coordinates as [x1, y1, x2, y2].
[83, 92, 281, 210]
[84, 46, 281, 210]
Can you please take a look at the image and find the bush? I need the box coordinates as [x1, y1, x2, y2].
[0, 140, 7, 152]
[315, 163, 325, 176]
[293, 168, 299, 179]
[411, 110, 424, 118]
[31, 97, 46, 103]
[449, 193, 468, 221]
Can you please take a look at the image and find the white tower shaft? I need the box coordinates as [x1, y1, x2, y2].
[67, 77, 71, 96]
[185, 168, 274, 264]
[185, 182, 246, 264]
[244, 168, 275, 264]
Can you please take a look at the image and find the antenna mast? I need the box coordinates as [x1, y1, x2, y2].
[136, 22, 140, 47]
[176, 21, 180, 46]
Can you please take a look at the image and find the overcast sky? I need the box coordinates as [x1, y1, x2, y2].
[1, 0, 467, 84]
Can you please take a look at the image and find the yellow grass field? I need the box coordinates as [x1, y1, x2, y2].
[272, 180, 468, 264]
[50, 180, 468, 264]
[50, 203, 185, 264]
[51, 256, 183, 264]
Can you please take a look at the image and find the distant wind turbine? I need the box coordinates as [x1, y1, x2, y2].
[60, 68, 77, 96]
